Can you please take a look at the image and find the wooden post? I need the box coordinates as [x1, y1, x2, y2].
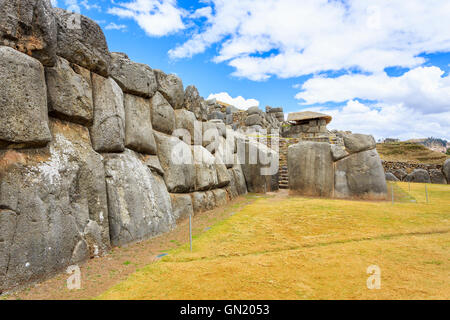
[189, 214, 192, 252]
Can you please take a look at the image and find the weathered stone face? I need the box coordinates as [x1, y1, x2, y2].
[154, 69, 184, 109]
[110, 52, 157, 98]
[245, 114, 264, 127]
[343, 133, 376, 154]
[212, 188, 228, 207]
[90, 74, 125, 152]
[0, 119, 110, 293]
[104, 149, 175, 247]
[393, 168, 408, 181]
[335, 149, 387, 200]
[46, 57, 93, 125]
[154, 132, 195, 193]
[331, 144, 349, 161]
[443, 159, 450, 184]
[53, 8, 111, 77]
[144, 155, 164, 176]
[429, 169, 447, 184]
[174, 109, 200, 145]
[184, 85, 203, 119]
[215, 162, 231, 188]
[193, 145, 219, 191]
[0, 46, 51, 148]
[231, 164, 248, 196]
[385, 172, 400, 181]
[404, 169, 431, 183]
[124, 94, 157, 155]
[170, 193, 194, 222]
[0, 0, 57, 66]
[288, 142, 334, 197]
[150, 92, 176, 135]
[191, 191, 216, 213]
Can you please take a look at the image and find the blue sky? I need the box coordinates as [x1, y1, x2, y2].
[53, 0, 450, 141]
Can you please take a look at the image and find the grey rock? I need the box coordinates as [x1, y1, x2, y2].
[144, 155, 164, 176]
[212, 188, 228, 207]
[226, 114, 233, 125]
[191, 191, 216, 213]
[154, 69, 184, 109]
[0, 46, 51, 148]
[110, 52, 157, 98]
[154, 131, 195, 193]
[150, 92, 175, 135]
[202, 121, 220, 148]
[330, 144, 349, 161]
[208, 111, 225, 121]
[343, 133, 376, 154]
[54, 8, 110, 77]
[385, 172, 399, 181]
[170, 193, 193, 222]
[184, 85, 206, 120]
[46, 56, 93, 125]
[232, 164, 248, 195]
[210, 120, 226, 138]
[443, 159, 450, 184]
[90, 74, 125, 152]
[404, 169, 431, 183]
[429, 169, 447, 184]
[215, 161, 231, 188]
[174, 109, 200, 145]
[193, 145, 218, 191]
[335, 149, 387, 200]
[0, 0, 57, 66]
[247, 106, 261, 115]
[104, 149, 175, 247]
[288, 142, 334, 197]
[0, 119, 110, 293]
[124, 94, 157, 155]
[393, 168, 408, 181]
[245, 114, 264, 127]
[215, 136, 235, 168]
[226, 169, 239, 199]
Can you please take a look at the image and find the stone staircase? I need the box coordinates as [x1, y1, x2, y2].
[278, 138, 292, 189]
[279, 165, 289, 189]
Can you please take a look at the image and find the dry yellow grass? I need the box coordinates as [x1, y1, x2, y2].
[99, 183, 450, 300]
[377, 142, 449, 164]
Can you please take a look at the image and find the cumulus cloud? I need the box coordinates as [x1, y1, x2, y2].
[108, 0, 185, 37]
[310, 100, 450, 141]
[105, 22, 128, 31]
[169, 0, 450, 81]
[207, 92, 259, 110]
[296, 67, 450, 114]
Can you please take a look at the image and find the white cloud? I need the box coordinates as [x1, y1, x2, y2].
[296, 67, 450, 114]
[51, 0, 58, 7]
[207, 92, 259, 110]
[108, 0, 185, 37]
[80, 0, 101, 11]
[309, 100, 450, 141]
[169, 0, 450, 81]
[105, 22, 128, 31]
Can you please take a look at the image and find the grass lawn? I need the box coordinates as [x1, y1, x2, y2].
[99, 182, 450, 300]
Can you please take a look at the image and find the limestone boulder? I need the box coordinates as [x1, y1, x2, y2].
[0, 46, 51, 148]
[429, 169, 446, 184]
[154, 132, 195, 193]
[90, 74, 125, 152]
[184, 85, 206, 121]
[110, 52, 157, 98]
[150, 92, 175, 135]
[288, 142, 334, 197]
[226, 169, 239, 199]
[0, 0, 57, 66]
[154, 69, 184, 109]
[385, 172, 399, 181]
[202, 121, 220, 148]
[193, 145, 218, 191]
[104, 149, 175, 246]
[443, 159, 450, 184]
[335, 149, 387, 200]
[343, 133, 376, 154]
[212, 189, 228, 207]
[54, 8, 111, 77]
[404, 169, 431, 183]
[247, 106, 261, 115]
[46, 56, 93, 125]
[174, 109, 200, 145]
[393, 168, 408, 181]
[245, 114, 264, 127]
[331, 144, 349, 161]
[191, 191, 216, 213]
[144, 155, 164, 176]
[124, 94, 157, 155]
[0, 119, 110, 293]
[170, 194, 194, 222]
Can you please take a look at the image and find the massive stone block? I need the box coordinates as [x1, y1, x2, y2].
[90, 74, 125, 152]
[110, 52, 157, 98]
[154, 69, 184, 109]
[429, 169, 447, 184]
[212, 188, 228, 207]
[174, 109, 200, 145]
[443, 159, 450, 184]
[0, 46, 51, 148]
[404, 169, 431, 183]
[0, 119, 110, 292]
[144, 155, 164, 176]
[53, 8, 111, 77]
[191, 191, 216, 213]
[104, 149, 175, 247]
[393, 168, 408, 181]
[335, 149, 387, 200]
[170, 193, 194, 222]
[288, 142, 334, 197]
[343, 133, 376, 154]
[385, 172, 399, 181]
[193, 145, 219, 191]
[154, 132, 195, 193]
[150, 92, 176, 135]
[232, 163, 248, 196]
[124, 94, 157, 155]
[184, 85, 206, 121]
[45, 56, 93, 125]
[0, 0, 57, 66]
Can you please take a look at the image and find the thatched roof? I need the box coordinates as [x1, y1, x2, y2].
[287, 111, 332, 124]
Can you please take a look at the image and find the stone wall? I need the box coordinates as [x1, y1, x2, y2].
[0, 1, 280, 293]
[383, 160, 449, 184]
